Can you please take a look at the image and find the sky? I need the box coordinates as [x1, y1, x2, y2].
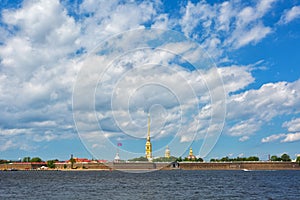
[0, 0, 300, 161]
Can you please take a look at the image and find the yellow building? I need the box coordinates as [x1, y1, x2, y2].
[145, 114, 152, 161]
[187, 147, 197, 160]
[165, 146, 170, 158]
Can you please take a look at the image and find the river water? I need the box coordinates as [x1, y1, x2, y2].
[0, 170, 299, 199]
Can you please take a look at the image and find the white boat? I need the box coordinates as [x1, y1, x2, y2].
[242, 169, 251, 171]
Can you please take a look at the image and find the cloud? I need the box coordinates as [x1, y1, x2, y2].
[261, 134, 286, 143]
[79, 0, 158, 49]
[226, 79, 300, 140]
[281, 132, 300, 143]
[279, 6, 300, 24]
[0, 0, 80, 151]
[230, 23, 271, 49]
[283, 118, 300, 132]
[178, 0, 276, 57]
[239, 136, 249, 142]
[0, 140, 16, 151]
[262, 118, 300, 143]
[218, 66, 254, 94]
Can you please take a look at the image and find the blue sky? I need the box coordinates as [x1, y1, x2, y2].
[0, 0, 300, 161]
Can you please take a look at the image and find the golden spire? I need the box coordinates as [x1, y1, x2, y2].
[145, 113, 152, 161]
[189, 147, 193, 156]
[147, 113, 150, 139]
[165, 146, 170, 158]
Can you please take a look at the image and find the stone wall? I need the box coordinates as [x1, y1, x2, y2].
[178, 162, 300, 170]
[108, 162, 156, 170]
[0, 163, 45, 170]
[1, 161, 299, 171]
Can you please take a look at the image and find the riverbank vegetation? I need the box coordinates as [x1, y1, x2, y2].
[210, 156, 259, 162]
[1, 154, 299, 164]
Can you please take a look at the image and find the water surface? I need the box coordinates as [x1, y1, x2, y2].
[0, 170, 299, 199]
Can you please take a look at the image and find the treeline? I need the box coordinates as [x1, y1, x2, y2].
[176, 157, 204, 162]
[153, 156, 178, 162]
[21, 157, 43, 162]
[128, 156, 149, 162]
[0, 159, 9, 164]
[270, 154, 291, 161]
[1, 154, 300, 164]
[210, 156, 259, 162]
[0, 157, 44, 164]
[0, 157, 60, 169]
[128, 156, 204, 162]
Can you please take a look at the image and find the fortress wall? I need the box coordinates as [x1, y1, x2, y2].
[78, 163, 110, 170]
[109, 162, 156, 170]
[1, 161, 299, 170]
[54, 162, 111, 170]
[179, 162, 300, 170]
[0, 163, 45, 170]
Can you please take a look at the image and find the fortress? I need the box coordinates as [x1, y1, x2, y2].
[1, 161, 299, 171]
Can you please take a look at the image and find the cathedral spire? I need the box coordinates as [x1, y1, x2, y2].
[147, 113, 150, 139]
[145, 113, 152, 161]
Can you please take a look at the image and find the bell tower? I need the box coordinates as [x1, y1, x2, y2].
[145, 113, 152, 161]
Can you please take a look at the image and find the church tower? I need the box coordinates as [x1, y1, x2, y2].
[145, 114, 152, 161]
[165, 146, 170, 158]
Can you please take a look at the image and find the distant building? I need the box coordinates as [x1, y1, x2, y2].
[73, 158, 91, 163]
[145, 114, 153, 161]
[67, 157, 91, 163]
[114, 152, 120, 163]
[165, 146, 170, 158]
[187, 147, 197, 160]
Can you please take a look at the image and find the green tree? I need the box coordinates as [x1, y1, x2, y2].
[221, 156, 229, 162]
[22, 157, 31, 162]
[47, 160, 56, 169]
[176, 157, 182, 162]
[296, 156, 300, 165]
[69, 155, 76, 168]
[30, 157, 42, 162]
[0, 159, 9, 164]
[153, 156, 177, 162]
[247, 156, 259, 161]
[210, 158, 216, 162]
[128, 156, 148, 162]
[281, 153, 291, 161]
[270, 155, 281, 161]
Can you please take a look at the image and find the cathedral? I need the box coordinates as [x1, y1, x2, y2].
[145, 114, 152, 161]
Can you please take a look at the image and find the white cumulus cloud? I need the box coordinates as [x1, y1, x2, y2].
[261, 134, 286, 143]
[279, 6, 300, 24]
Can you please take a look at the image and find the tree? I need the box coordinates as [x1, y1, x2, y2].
[221, 156, 229, 162]
[270, 155, 281, 161]
[176, 157, 182, 162]
[128, 156, 149, 162]
[281, 154, 291, 162]
[197, 157, 204, 162]
[153, 156, 177, 162]
[0, 159, 9, 164]
[210, 158, 216, 162]
[47, 160, 56, 169]
[296, 156, 300, 165]
[22, 157, 31, 162]
[247, 156, 259, 161]
[30, 157, 42, 162]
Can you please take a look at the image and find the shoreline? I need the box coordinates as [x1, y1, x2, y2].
[1, 161, 300, 171]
